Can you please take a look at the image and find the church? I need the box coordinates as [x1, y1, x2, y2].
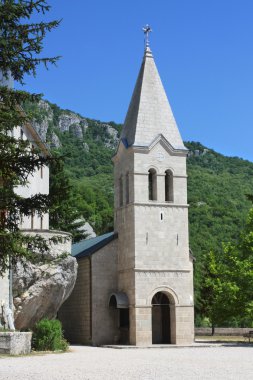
[59, 34, 194, 346]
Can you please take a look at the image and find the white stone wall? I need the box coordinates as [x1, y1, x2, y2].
[0, 272, 10, 309]
[21, 230, 72, 257]
[13, 125, 49, 230]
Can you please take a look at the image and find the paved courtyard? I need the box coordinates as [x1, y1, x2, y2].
[0, 345, 252, 380]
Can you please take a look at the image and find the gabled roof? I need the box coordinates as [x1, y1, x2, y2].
[72, 232, 118, 259]
[120, 46, 186, 151]
[133, 133, 188, 156]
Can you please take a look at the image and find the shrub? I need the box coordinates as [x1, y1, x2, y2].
[32, 319, 68, 351]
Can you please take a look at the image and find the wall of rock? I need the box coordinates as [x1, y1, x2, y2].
[29, 100, 119, 151]
[13, 230, 77, 330]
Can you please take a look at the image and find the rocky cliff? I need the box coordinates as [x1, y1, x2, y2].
[27, 100, 119, 150]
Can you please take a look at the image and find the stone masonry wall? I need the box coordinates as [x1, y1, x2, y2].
[0, 332, 32, 355]
[91, 239, 118, 345]
[58, 258, 91, 344]
[21, 229, 72, 257]
[114, 139, 194, 345]
[195, 327, 253, 336]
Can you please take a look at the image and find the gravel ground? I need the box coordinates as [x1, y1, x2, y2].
[0, 345, 252, 380]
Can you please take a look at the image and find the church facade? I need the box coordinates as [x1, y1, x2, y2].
[59, 43, 194, 346]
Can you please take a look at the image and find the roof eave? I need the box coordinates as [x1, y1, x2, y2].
[74, 232, 118, 259]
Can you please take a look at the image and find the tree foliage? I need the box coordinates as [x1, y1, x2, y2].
[185, 142, 253, 320]
[202, 203, 253, 329]
[49, 157, 87, 242]
[0, 0, 60, 275]
[32, 318, 68, 351]
[0, 0, 60, 83]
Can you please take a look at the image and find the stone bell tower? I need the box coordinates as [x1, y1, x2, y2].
[113, 30, 194, 345]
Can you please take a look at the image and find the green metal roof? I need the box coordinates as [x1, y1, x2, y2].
[72, 232, 117, 259]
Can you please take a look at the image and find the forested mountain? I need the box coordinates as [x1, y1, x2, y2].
[25, 100, 253, 323]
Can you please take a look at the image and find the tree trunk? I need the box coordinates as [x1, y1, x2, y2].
[211, 324, 215, 336]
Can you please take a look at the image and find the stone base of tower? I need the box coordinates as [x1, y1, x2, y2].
[129, 306, 152, 346]
[129, 305, 194, 346]
[175, 306, 194, 345]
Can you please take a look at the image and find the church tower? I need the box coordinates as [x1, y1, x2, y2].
[113, 31, 194, 345]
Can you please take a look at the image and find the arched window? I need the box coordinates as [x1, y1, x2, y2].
[125, 172, 129, 204]
[119, 176, 123, 206]
[165, 170, 174, 202]
[148, 169, 157, 201]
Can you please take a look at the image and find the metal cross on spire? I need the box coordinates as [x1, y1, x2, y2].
[142, 24, 152, 48]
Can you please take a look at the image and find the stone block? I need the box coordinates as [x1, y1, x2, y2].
[0, 332, 32, 355]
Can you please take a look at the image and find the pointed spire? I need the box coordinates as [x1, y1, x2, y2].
[120, 33, 186, 150]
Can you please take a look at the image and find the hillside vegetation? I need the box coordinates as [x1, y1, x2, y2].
[25, 100, 253, 323]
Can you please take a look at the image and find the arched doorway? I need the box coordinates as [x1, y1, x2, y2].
[109, 292, 129, 344]
[152, 292, 171, 344]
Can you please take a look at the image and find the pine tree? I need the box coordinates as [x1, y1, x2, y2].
[0, 0, 60, 275]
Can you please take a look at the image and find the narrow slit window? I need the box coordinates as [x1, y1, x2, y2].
[165, 170, 174, 202]
[119, 176, 123, 206]
[126, 173, 129, 204]
[148, 169, 157, 201]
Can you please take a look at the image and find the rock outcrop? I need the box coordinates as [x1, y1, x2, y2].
[31, 100, 61, 148]
[25, 100, 120, 150]
[50, 132, 61, 148]
[30, 101, 91, 146]
[58, 113, 88, 139]
[13, 231, 77, 330]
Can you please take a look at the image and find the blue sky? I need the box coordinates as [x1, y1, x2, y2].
[18, 0, 253, 162]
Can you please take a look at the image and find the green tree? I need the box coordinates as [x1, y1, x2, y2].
[202, 202, 253, 331]
[0, 0, 60, 275]
[49, 157, 87, 242]
[76, 177, 113, 235]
